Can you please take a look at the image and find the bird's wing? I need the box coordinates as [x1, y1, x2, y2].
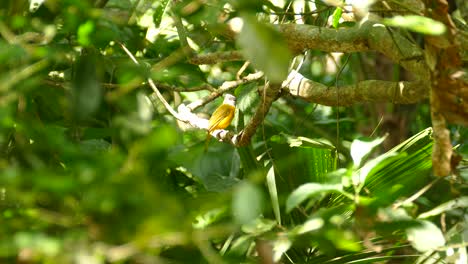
[208, 106, 233, 132]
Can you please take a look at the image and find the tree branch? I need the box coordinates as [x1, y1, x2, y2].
[186, 71, 264, 111]
[189, 51, 244, 65]
[278, 19, 430, 80]
[283, 70, 428, 106]
[188, 20, 430, 81]
[237, 83, 282, 146]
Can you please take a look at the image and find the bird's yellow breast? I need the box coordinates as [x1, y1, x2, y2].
[208, 104, 236, 132]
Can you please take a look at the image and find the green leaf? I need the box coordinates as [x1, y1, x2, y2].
[418, 196, 468, 219]
[286, 183, 343, 213]
[352, 152, 401, 189]
[266, 165, 281, 225]
[350, 135, 386, 167]
[332, 7, 342, 29]
[236, 83, 259, 112]
[237, 14, 292, 83]
[77, 20, 95, 46]
[272, 236, 292, 262]
[232, 181, 264, 225]
[383, 15, 446, 36]
[329, 128, 433, 207]
[406, 220, 445, 252]
[271, 134, 337, 186]
[291, 217, 325, 234]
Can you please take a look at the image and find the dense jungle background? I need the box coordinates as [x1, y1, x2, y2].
[0, 0, 467, 263]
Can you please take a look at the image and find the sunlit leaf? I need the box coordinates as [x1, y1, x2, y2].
[77, 20, 95, 46]
[350, 135, 386, 167]
[418, 196, 468, 219]
[352, 152, 401, 188]
[272, 235, 292, 262]
[266, 165, 281, 225]
[291, 217, 325, 234]
[383, 15, 446, 35]
[406, 220, 445, 252]
[332, 7, 342, 29]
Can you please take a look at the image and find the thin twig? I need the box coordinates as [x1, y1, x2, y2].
[0, 60, 49, 92]
[118, 42, 186, 122]
[186, 71, 264, 111]
[152, 46, 193, 72]
[236, 61, 250, 80]
[172, 14, 192, 57]
[392, 177, 441, 209]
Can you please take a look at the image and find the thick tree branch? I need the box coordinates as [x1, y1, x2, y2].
[431, 92, 452, 177]
[189, 51, 244, 65]
[283, 70, 427, 106]
[279, 20, 430, 80]
[424, 0, 466, 176]
[188, 20, 430, 81]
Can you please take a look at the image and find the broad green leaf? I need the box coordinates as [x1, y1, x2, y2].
[271, 134, 337, 187]
[286, 183, 343, 213]
[236, 83, 259, 113]
[406, 220, 445, 252]
[418, 196, 468, 219]
[383, 15, 446, 36]
[232, 181, 264, 225]
[350, 135, 386, 167]
[363, 128, 433, 193]
[237, 14, 292, 83]
[330, 128, 433, 206]
[352, 152, 400, 188]
[266, 166, 281, 225]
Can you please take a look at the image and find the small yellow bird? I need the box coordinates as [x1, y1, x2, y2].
[205, 94, 236, 151]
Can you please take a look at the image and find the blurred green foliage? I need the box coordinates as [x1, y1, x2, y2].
[0, 0, 466, 263]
